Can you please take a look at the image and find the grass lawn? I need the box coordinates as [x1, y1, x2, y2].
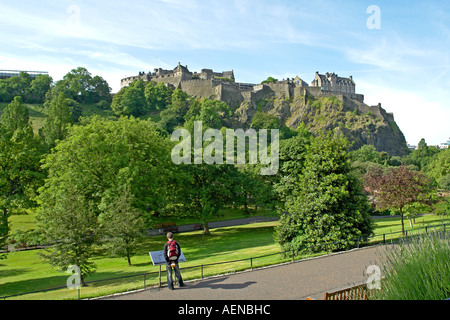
[1, 213, 449, 300]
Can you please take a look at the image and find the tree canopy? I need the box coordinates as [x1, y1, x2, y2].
[275, 131, 374, 253]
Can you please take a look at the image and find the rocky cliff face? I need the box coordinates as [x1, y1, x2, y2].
[231, 86, 408, 157]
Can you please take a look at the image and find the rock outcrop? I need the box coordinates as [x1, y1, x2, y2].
[232, 85, 408, 157]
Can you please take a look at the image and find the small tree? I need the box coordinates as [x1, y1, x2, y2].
[0, 96, 43, 258]
[40, 92, 73, 150]
[364, 166, 433, 235]
[99, 184, 146, 266]
[37, 188, 98, 285]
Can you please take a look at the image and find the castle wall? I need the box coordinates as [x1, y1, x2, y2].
[180, 79, 216, 99]
[265, 82, 293, 99]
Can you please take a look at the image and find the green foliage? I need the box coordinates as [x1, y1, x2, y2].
[274, 131, 374, 253]
[439, 174, 450, 191]
[274, 128, 313, 208]
[98, 185, 146, 266]
[403, 138, 441, 172]
[39, 92, 73, 150]
[112, 80, 147, 117]
[182, 97, 231, 133]
[176, 163, 241, 235]
[0, 96, 44, 258]
[144, 81, 173, 111]
[0, 72, 53, 104]
[351, 144, 382, 164]
[251, 111, 280, 130]
[261, 77, 278, 84]
[37, 188, 99, 284]
[426, 148, 450, 187]
[36, 116, 177, 273]
[38, 116, 175, 217]
[54, 67, 111, 104]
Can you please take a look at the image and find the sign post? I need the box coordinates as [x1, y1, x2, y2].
[149, 250, 186, 287]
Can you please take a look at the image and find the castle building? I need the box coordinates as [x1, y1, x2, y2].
[311, 71, 355, 94]
[120, 64, 364, 107]
[120, 62, 235, 89]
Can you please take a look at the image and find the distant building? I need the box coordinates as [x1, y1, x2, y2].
[121, 62, 235, 89]
[438, 137, 450, 149]
[311, 71, 355, 94]
[120, 63, 365, 107]
[0, 70, 49, 80]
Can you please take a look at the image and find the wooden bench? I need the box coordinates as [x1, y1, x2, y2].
[307, 284, 369, 300]
[154, 222, 179, 233]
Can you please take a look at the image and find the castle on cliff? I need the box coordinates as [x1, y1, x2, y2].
[120, 63, 364, 108]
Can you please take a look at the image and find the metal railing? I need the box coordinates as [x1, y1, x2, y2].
[1, 221, 449, 300]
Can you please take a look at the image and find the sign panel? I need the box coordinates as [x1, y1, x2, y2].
[149, 250, 186, 266]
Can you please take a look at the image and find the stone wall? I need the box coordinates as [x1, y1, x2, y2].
[180, 79, 216, 99]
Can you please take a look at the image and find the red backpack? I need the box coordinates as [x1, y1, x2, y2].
[167, 240, 179, 261]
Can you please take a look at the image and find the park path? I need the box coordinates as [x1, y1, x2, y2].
[101, 245, 387, 300]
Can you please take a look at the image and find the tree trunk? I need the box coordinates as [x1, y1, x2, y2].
[127, 252, 132, 266]
[203, 222, 210, 235]
[125, 240, 131, 266]
[400, 208, 405, 236]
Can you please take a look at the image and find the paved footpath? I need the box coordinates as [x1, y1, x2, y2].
[102, 245, 388, 301]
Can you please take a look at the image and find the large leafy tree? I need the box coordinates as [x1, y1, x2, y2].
[37, 116, 176, 270]
[54, 67, 111, 104]
[178, 163, 240, 235]
[364, 165, 433, 235]
[29, 74, 53, 103]
[0, 96, 43, 257]
[274, 131, 374, 253]
[144, 81, 173, 111]
[38, 116, 175, 218]
[111, 80, 147, 117]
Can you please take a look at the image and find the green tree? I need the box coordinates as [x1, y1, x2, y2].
[55, 67, 93, 103]
[40, 92, 73, 150]
[54, 67, 111, 104]
[91, 75, 112, 103]
[426, 148, 449, 188]
[251, 111, 280, 130]
[29, 74, 53, 103]
[37, 188, 98, 285]
[0, 97, 43, 258]
[99, 184, 146, 266]
[274, 131, 374, 254]
[261, 77, 278, 84]
[112, 81, 147, 117]
[273, 127, 313, 208]
[145, 81, 173, 110]
[38, 116, 175, 224]
[351, 144, 382, 164]
[179, 163, 240, 235]
[183, 98, 230, 131]
[403, 138, 440, 172]
[158, 90, 192, 133]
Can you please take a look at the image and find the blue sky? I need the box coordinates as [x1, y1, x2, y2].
[0, 0, 449, 146]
